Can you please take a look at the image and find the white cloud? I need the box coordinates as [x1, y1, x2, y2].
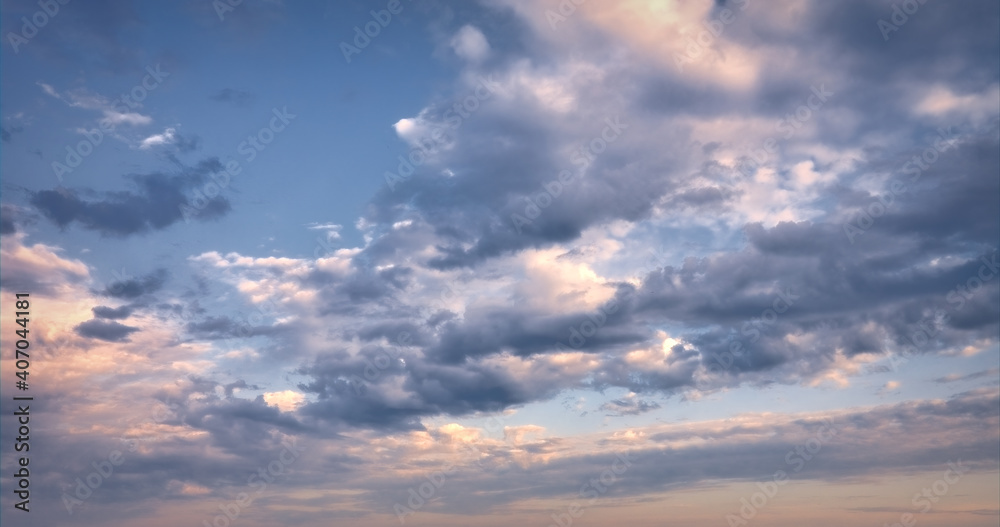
[139, 127, 177, 149]
[37, 81, 153, 128]
[450, 25, 491, 62]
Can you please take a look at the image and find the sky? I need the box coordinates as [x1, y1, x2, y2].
[0, 0, 998, 526]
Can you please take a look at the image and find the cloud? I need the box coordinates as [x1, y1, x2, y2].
[307, 222, 342, 245]
[0, 204, 18, 235]
[184, 314, 288, 340]
[139, 127, 201, 152]
[101, 269, 168, 299]
[878, 380, 901, 395]
[139, 127, 174, 148]
[262, 390, 306, 412]
[38, 81, 152, 126]
[0, 233, 90, 296]
[933, 368, 1000, 384]
[92, 304, 135, 319]
[306, 222, 342, 234]
[600, 393, 662, 416]
[320, 0, 999, 410]
[3, 3, 999, 523]
[450, 25, 491, 62]
[30, 158, 232, 236]
[74, 319, 140, 342]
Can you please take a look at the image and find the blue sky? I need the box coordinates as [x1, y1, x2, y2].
[1, 1, 998, 526]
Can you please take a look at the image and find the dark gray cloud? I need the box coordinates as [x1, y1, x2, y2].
[0, 204, 17, 235]
[295, 344, 570, 431]
[92, 304, 135, 320]
[30, 158, 231, 236]
[74, 319, 140, 342]
[335, 266, 414, 302]
[223, 379, 260, 396]
[425, 298, 646, 364]
[366, 107, 675, 270]
[102, 269, 168, 299]
[184, 314, 289, 340]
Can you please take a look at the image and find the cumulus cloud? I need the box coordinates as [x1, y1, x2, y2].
[4, 2, 998, 524]
[0, 233, 90, 296]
